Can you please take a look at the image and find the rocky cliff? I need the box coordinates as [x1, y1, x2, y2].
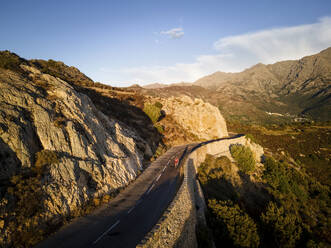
[0, 51, 230, 247]
[0, 62, 155, 247]
[153, 95, 228, 140]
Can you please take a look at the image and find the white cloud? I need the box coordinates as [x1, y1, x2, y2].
[119, 17, 331, 85]
[160, 27, 184, 39]
[214, 16, 331, 65]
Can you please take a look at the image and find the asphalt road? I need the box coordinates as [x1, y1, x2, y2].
[35, 144, 191, 248]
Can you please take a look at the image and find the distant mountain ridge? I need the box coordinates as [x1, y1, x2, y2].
[142, 82, 193, 89]
[193, 47, 331, 122]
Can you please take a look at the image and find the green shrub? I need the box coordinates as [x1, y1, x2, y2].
[197, 155, 239, 202]
[245, 133, 259, 144]
[154, 123, 164, 133]
[143, 103, 162, 123]
[209, 199, 260, 248]
[263, 157, 308, 202]
[230, 144, 255, 173]
[151, 143, 167, 160]
[198, 154, 225, 185]
[154, 101, 163, 109]
[261, 201, 302, 248]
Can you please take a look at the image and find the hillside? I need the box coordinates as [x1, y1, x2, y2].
[0, 51, 229, 247]
[198, 146, 330, 247]
[142, 82, 193, 89]
[0, 53, 161, 247]
[194, 47, 331, 123]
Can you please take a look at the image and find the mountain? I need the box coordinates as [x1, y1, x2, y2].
[142, 83, 169, 89]
[142, 82, 193, 89]
[194, 47, 331, 123]
[0, 51, 164, 247]
[0, 51, 228, 247]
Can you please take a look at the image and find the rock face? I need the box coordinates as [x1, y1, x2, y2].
[0, 65, 150, 246]
[159, 96, 228, 140]
[0, 51, 230, 247]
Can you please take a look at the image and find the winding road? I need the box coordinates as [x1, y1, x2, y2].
[35, 144, 193, 248]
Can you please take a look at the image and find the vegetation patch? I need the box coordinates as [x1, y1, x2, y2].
[0, 50, 27, 74]
[30, 59, 94, 87]
[228, 121, 331, 186]
[3, 171, 117, 248]
[150, 142, 167, 161]
[260, 156, 330, 247]
[230, 144, 255, 174]
[261, 201, 302, 248]
[154, 123, 164, 134]
[198, 152, 330, 247]
[143, 103, 162, 124]
[208, 199, 260, 248]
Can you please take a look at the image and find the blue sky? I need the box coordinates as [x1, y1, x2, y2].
[1, 0, 331, 86]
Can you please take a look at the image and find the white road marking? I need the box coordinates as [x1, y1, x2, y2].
[92, 220, 120, 245]
[162, 166, 166, 172]
[146, 184, 155, 195]
[155, 174, 161, 182]
[127, 206, 135, 214]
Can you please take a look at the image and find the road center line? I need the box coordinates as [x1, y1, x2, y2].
[92, 220, 120, 245]
[146, 184, 155, 195]
[155, 174, 161, 182]
[127, 206, 135, 214]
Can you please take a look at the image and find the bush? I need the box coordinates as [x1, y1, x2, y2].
[245, 133, 259, 144]
[198, 154, 226, 185]
[261, 201, 302, 248]
[263, 157, 308, 202]
[208, 199, 260, 248]
[154, 101, 163, 109]
[230, 144, 256, 173]
[154, 123, 164, 133]
[143, 103, 162, 124]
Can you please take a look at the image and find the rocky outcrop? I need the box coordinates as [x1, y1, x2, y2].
[0, 65, 152, 246]
[159, 96, 228, 140]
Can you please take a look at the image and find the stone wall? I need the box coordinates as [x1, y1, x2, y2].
[137, 136, 264, 248]
[137, 154, 197, 248]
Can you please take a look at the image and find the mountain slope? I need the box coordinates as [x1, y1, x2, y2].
[0, 51, 229, 247]
[194, 47, 331, 122]
[0, 52, 164, 247]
